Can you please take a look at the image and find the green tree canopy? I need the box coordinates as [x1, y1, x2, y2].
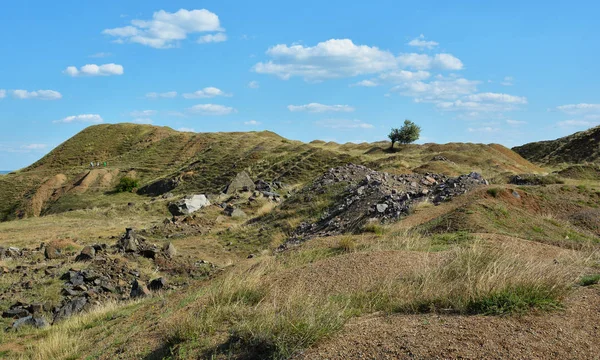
[388, 120, 421, 149]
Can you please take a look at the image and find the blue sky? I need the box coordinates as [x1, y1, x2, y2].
[1, 0, 599, 170]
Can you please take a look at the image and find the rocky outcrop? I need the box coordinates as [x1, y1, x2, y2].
[225, 171, 256, 194]
[168, 195, 210, 216]
[285, 164, 488, 246]
[138, 177, 182, 196]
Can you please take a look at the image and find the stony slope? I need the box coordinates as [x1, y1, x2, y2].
[0, 123, 539, 222]
[513, 125, 600, 165]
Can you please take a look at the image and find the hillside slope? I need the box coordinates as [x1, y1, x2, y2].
[0, 123, 540, 221]
[513, 125, 600, 165]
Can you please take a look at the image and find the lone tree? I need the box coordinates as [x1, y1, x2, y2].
[388, 120, 421, 149]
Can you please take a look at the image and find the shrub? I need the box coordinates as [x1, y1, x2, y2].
[579, 274, 600, 286]
[336, 236, 357, 253]
[115, 177, 139, 193]
[487, 188, 500, 198]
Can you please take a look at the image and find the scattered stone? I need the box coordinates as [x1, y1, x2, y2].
[44, 244, 61, 260]
[118, 228, 139, 252]
[163, 242, 176, 258]
[168, 194, 211, 216]
[140, 249, 157, 259]
[225, 171, 256, 194]
[376, 204, 389, 213]
[512, 190, 521, 199]
[2, 308, 29, 319]
[12, 316, 49, 330]
[53, 297, 87, 323]
[130, 279, 151, 298]
[148, 277, 167, 291]
[75, 246, 96, 262]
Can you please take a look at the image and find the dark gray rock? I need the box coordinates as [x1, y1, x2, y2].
[225, 171, 256, 194]
[12, 316, 49, 330]
[130, 279, 151, 298]
[53, 297, 87, 323]
[148, 277, 167, 291]
[75, 246, 96, 261]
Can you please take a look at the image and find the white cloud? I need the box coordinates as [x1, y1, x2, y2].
[64, 63, 124, 77]
[145, 91, 177, 99]
[407, 34, 439, 50]
[103, 9, 225, 49]
[506, 119, 527, 126]
[467, 127, 499, 133]
[501, 76, 514, 86]
[89, 52, 112, 58]
[0, 90, 6, 99]
[130, 110, 156, 117]
[393, 77, 479, 101]
[248, 81, 260, 89]
[12, 89, 62, 100]
[178, 127, 196, 132]
[188, 104, 236, 115]
[132, 118, 153, 124]
[288, 103, 355, 113]
[556, 103, 600, 115]
[54, 114, 103, 124]
[21, 144, 47, 150]
[197, 33, 227, 43]
[379, 70, 431, 82]
[254, 39, 398, 81]
[315, 119, 374, 129]
[183, 87, 231, 99]
[350, 79, 379, 87]
[464, 93, 527, 104]
[244, 120, 261, 125]
[397, 53, 463, 70]
[556, 119, 599, 128]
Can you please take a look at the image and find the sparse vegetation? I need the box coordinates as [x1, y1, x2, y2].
[115, 176, 139, 193]
[579, 274, 600, 286]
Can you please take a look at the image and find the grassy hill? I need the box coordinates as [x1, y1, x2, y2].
[513, 125, 600, 165]
[0, 123, 541, 221]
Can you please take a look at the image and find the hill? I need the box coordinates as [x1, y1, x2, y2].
[512, 125, 600, 165]
[0, 123, 540, 221]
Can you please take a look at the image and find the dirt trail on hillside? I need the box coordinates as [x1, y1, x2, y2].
[299, 286, 600, 360]
[30, 174, 67, 216]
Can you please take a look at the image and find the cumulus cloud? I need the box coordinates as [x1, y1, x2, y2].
[183, 87, 231, 99]
[254, 39, 398, 80]
[132, 118, 153, 124]
[188, 104, 236, 115]
[248, 81, 259, 89]
[506, 119, 527, 126]
[103, 9, 225, 49]
[467, 127, 499, 133]
[315, 119, 374, 129]
[145, 91, 177, 99]
[397, 53, 463, 70]
[464, 93, 527, 104]
[288, 103, 355, 113]
[21, 144, 47, 150]
[89, 52, 112, 58]
[130, 110, 157, 117]
[0, 90, 6, 99]
[64, 63, 124, 77]
[12, 89, 62, 100]
[408, 34, 439, 49]
[556, 119, 599, 128]
[379, 70, 431, 82]
[53, 114, 103, 124]
[393, 77, 479, 101]
[244, 120, 261, 125]
[501, 76, 514, 86]
[350, 80, 379, 87]
[197, 33, 227, 43]
[556, 103, 600, 115]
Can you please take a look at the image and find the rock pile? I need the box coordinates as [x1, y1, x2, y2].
[286, 164, 488, 245]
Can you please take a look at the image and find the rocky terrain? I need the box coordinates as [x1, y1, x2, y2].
[0, 125, 598, 360]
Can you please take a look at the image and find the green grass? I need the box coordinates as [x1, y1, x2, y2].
[431, 231, 474, 246]
[579, 274, 600, 286]
[487, 188, 501, 198]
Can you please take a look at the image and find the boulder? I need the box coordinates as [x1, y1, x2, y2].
[225, 171, 256, 194]
[12, 316, 49, 330]
[168, 194, 210, 216]
[163, 242, 176, 258]
[75, 246, 96, 262]
[53, 297, 87, 323]
[148, 277, 167, 291]
[118, 228, 139, 252]
[130, 279, 151, 298]
[2, 308, 29, 319]
[44, 244, 61, 260]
